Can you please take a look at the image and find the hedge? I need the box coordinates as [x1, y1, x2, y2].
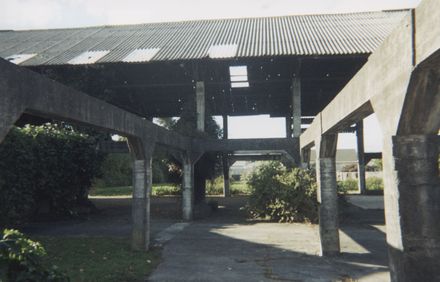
[0, 124, 103, 225]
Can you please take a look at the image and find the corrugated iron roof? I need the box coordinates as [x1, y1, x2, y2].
[0, 10, 408, 66]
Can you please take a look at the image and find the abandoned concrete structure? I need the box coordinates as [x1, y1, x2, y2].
[0, 0, 439, 280]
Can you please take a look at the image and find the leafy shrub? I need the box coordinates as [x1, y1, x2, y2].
[152, 184, 181, 196]
[246, 162, 318, 223]
[337, 179, 358, 194]
[206, 176, 250, 196]
[93, 153, 132, 188]
[366, 177, 384, 191]
[0, 124, 103, 225]
[0, 229, 68, 281]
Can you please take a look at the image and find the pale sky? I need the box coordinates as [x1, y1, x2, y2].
[1, 0, 422, 152]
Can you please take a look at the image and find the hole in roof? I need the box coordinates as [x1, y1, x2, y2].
[208, 44, 238, 59]
[229, 66, 249, 88]
[123, 48, 160, 63]
[231, 82, 249, 88]
[5, 53, 37, 65]
[67, 50, 110, 65]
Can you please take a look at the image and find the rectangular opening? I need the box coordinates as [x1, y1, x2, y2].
[5, 53, 37, 65]
[229, 66, 249, 88]
[67, 50, 110, 65]
[123, 48, 160, 63]
[208, 44, 238, 58]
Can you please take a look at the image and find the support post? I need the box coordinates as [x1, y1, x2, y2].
[128, 137, 154, 251]
[382, 135, 440, 282]
[292, 78, 301, 137]
[182, 159, 194, 221]
[131, 160, 146, 250]
[301, 147, 311, 169]
[222, 115, 231, 197]
[356, 121, 367, 194]
[222, 156, 231, 197]
[196, 81, 205, 132]
[286, 116, 293, 138]
[315, 134, 340, 256]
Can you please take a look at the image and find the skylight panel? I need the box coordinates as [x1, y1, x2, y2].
[67, 50, 110, 65]
[229, 66, 247, 76]
[208, 44, 238, 58]
[5, 53, 37, 65]
[123, 48, 160, 63]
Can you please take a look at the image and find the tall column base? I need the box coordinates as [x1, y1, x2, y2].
[384, 135, 440, 281]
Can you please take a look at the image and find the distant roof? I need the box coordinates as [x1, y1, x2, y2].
[0, 10, 407, 66]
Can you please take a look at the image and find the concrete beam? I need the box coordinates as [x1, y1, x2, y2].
[194, 138, 299, 163]
[0, 58, 191, 151]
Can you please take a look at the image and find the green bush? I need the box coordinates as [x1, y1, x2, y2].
[152, 184, 181, 196]
[246, 162, 318, 223]
[366, 177, 384, 191]
[93, 153, 132, 188]
[0, 229, 68, 281]
[0, 124, 103, 225]
[337, 179, 358, 194]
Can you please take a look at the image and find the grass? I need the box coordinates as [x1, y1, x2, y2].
[36, 236, 160, 282]
[90, 180, 251, 197]
[90, 183, 180, 197]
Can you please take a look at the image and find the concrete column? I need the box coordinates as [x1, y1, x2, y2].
[222, 156, 231, 197]
[315, 134, 340, 256]
[131, 159, 151, 251]
[382, 135, 440, 282]
[196, 81, 205, 132]
[144, 156, 153, 249]
[222, 115, 230, 197]
[286, 116, 293, 138]
[292, 78, 301, 137]
[182, 160, 194, 221]
[356, 121, 367, 194]
[301, 147, 311, 169]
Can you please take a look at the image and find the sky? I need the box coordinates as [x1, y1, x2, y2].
[1, 0, 422, 152]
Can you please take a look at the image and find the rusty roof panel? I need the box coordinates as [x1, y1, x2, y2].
[0, 10, 408, 66]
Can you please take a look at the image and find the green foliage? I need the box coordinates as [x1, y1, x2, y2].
[0, 124, 103, 225]
[206, 177, 250, 195]
[366, 177, 384, 191]
[0, 229, 68, 281]
[37, 236, 160, 282]
[93, 153, 132, 188]
[337, 179, 358, 194]
[246, 162, 318, 223]
[152, 184, 181, 196]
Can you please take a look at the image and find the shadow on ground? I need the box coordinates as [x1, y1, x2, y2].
[19, 195, 389, 281]
[150, 196, 389, 281]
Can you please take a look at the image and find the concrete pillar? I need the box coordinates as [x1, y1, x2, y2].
[382, 135, 440, 281]
[315, 134, 340, 256]
[356, 121, 367, 194]
[292, 78, 301, 137]
[222, 115, 231, 197]
[182, 159, 194, 221]
[222, 156, 231, 197]
[131, 157, 152, 251]
[286, 116, 293, 138]
[301, 147, 311, 169]
[196, 81, 205, 132]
